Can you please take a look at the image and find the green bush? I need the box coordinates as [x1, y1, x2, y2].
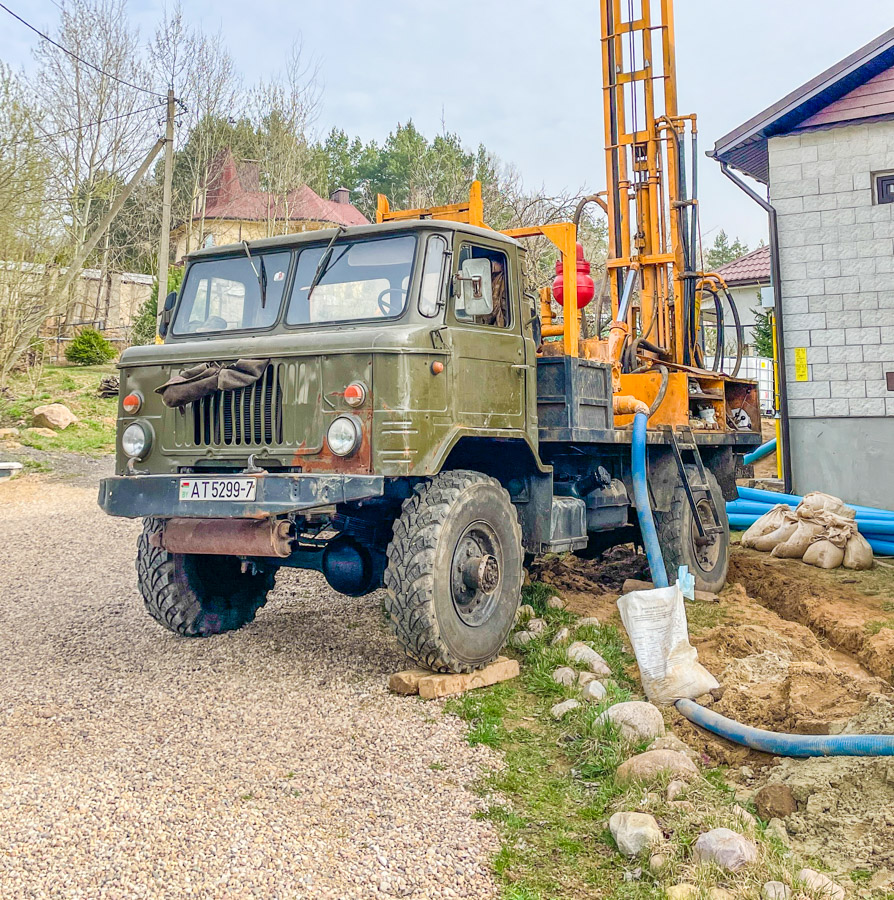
[65, 328, 117, 366]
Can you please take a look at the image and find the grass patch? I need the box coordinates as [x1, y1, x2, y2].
[1, 363, 117, 454]
[866, 618, 894, 636]
[444, 584, 828, 900]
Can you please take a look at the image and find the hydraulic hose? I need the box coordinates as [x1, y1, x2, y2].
[631, 412, 669, 589]
[675, 699, 894, 757]
[722, 286, 744, 378]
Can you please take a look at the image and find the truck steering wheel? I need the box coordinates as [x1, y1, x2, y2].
[377, 287, 406, 317]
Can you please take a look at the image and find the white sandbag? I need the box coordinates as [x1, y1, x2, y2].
[750, 520, 799, 552]
[796, 491, 855, 520]
[741, 504, 794, 549]
[802, 539, 845, 569]
[617, 584, 719, 706]
[843, 533, 874, 570]
[771, 518, 825, 559]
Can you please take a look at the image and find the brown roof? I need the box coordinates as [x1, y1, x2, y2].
[197, 150, 368, 227]
[712, 27, 894, 183]
[715, 245, 771, 287]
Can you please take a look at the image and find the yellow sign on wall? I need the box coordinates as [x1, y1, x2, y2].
[794, 347, 809, 382]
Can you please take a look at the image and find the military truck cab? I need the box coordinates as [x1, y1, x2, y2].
[100, 216, 760, 673]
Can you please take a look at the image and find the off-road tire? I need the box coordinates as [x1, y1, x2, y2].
[136, 518, 275, 636]
[654, 466, 729, 593]
[384, 470, 524, 673]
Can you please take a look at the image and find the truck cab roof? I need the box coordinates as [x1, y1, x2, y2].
[185, 218, 522, 262]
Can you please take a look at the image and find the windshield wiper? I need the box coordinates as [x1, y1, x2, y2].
[242, 240, 267, 308]
[306, 225, 346, 300]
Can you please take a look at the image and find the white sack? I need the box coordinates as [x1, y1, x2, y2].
[771, 518, 824, 559]
[751, 520, 799, 552]
[843, 533, 874, 570]
[796, 491, 855, 520]
[617, 584, 718, 706]
[802, 539, 845, 569]
[741, 504, 794, 549]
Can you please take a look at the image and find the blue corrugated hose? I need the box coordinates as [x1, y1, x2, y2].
[675, 699, 894, 757]
[631, 412, 669, 589]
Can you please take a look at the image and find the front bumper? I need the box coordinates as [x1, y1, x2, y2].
[98, 473, 385, 519]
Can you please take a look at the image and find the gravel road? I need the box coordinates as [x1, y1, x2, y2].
[0, 470, 500, 900]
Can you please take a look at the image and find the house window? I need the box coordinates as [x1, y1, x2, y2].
[873, 172, 894, 205]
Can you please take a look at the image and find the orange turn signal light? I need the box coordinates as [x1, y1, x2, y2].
[122, 392, 142, 414]
[431, 361, 444, 375]
[343, 381, 367, 407]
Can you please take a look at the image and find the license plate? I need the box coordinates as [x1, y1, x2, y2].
[179, 477, 257, 502]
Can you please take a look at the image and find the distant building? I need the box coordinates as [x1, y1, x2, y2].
[172, 150, 368, 261]
[713, 26, 894, 507]
[714, 245, 772, 356]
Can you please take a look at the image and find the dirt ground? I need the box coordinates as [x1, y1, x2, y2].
[535, 544, 894, 885]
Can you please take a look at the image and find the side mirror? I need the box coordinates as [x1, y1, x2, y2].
[454, 259, 493, 316]
[158, 291, 177, 338]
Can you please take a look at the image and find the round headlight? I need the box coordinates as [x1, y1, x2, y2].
[122, 421, 151, 459]
[327, 415, 361, 457]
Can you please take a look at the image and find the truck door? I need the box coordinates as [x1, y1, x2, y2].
[450, 241, 526, 431]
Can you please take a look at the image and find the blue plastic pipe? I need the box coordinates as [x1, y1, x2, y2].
[675, 699, 894, 757]
[743, 438, 776, 465]
[631, 412, 669, 589]
[737, 486, 894, 519]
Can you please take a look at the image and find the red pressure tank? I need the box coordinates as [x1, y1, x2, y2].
[552, 242, 595, 309]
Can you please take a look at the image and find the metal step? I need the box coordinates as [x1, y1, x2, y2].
[668, 426, 725, 538]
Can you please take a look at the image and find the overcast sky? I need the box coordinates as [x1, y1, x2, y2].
[2, 1, 892, 248]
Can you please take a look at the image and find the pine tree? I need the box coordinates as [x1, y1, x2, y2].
[705, 230, 749, 271]
[752, 305, 774, 358]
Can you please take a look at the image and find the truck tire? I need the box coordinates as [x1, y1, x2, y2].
[136, 518, 275, 636]
[653, 467, 729, 594]
[384, 470, 524, 673]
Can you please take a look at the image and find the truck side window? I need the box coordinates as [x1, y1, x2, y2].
[419, 234, 448, 317]
[455, 245, 511, 328]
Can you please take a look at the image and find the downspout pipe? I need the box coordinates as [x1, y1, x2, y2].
[715, 158, 793, 493]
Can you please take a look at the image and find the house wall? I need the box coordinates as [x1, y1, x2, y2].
[726, 283, 767, 355]
[769, 119, 894, 507]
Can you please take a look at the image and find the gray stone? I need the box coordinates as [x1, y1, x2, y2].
[567, 641, 611, 675]
[0, 427, 20, 439]
[551, 627, 571, 646]
[32, 403, 78, 430]
[550, 699, 580, 720]
[732, 805, 758, 831]
[511, 631, 534, 648]
[25, 427, 57, 438]
[597, 701, 665, 743]
[576, 616, 601, 628]
[692, 828, 758, 871]
[765, 818, 790, 847]
[581, 680, 607, 703]
[797, 869, 845, 900]
[761, 882, 791, 900]
[551, 666, 576, 687]
[666, 779, 686, 802]
[666, 886, 698, 900]
[546, 596, 566, 610]
[516, 604, 535, 621]
[577, 671, 599, 686]
[608, 811, 662, 857]
[527, 617, 547, 636]
[616, 750, 698, 784]
[648, 852, 667, 874]
[647, 733, 699, 760]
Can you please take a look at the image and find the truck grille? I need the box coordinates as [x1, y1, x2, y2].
[191, 364, 283, 447]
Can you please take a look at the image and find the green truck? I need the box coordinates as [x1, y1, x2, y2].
[99, 220, 761, 672]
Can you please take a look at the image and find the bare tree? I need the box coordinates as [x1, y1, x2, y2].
[249, 41, 321, 236]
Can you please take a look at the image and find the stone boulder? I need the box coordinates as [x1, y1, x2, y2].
[753, 783, 797, 820]
[761, 882, 791, 900]
[527, 617, 547, 636]
[552, 666, 576, 687]
[582, 679, 607, 703]
[692, 828, 758, 871]
[608, 811, 662, 857]
[797, 869, 845, 900]
[546, 596, 566, 610]
[567, 641, 612, 675]
[550, 699, 580, 720]
[32, 403, 78, 430]
[616, 749, 698, 784]
[551, 626, 571, 646]
[597, 701, 665, 743]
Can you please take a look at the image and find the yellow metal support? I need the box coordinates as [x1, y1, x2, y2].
[771, 311, 783, 481]
[377, 180, 486, 227]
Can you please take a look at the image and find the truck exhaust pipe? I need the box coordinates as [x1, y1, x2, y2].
[152, 517, 293, 558]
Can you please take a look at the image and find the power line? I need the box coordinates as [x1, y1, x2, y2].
[0, 2, 167, 100]
[9, 101, 167, 147]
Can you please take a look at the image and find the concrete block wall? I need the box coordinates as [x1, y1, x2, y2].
[769, 122, 894, 419]
[768, 122, 894, 507]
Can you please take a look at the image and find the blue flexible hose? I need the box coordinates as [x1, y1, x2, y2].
[631, 412, 669, 589]
[675, 699, 894, 757]
[743, 438, 776, 465]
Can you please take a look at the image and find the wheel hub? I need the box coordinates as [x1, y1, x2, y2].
[450, 522, 503, 627]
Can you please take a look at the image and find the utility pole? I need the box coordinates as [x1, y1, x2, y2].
[156, 87, 176, 335]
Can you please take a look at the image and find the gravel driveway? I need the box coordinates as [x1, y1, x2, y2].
[0, 471, 500, 900]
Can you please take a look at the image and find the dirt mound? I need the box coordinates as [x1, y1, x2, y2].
[759, 696, 894, 878]
[730, 547, 894, 683]
[532, 546, 649, 596]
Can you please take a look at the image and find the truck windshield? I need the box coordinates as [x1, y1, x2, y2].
[287, 235, 415, 325]
[172, 250, 290, 335]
